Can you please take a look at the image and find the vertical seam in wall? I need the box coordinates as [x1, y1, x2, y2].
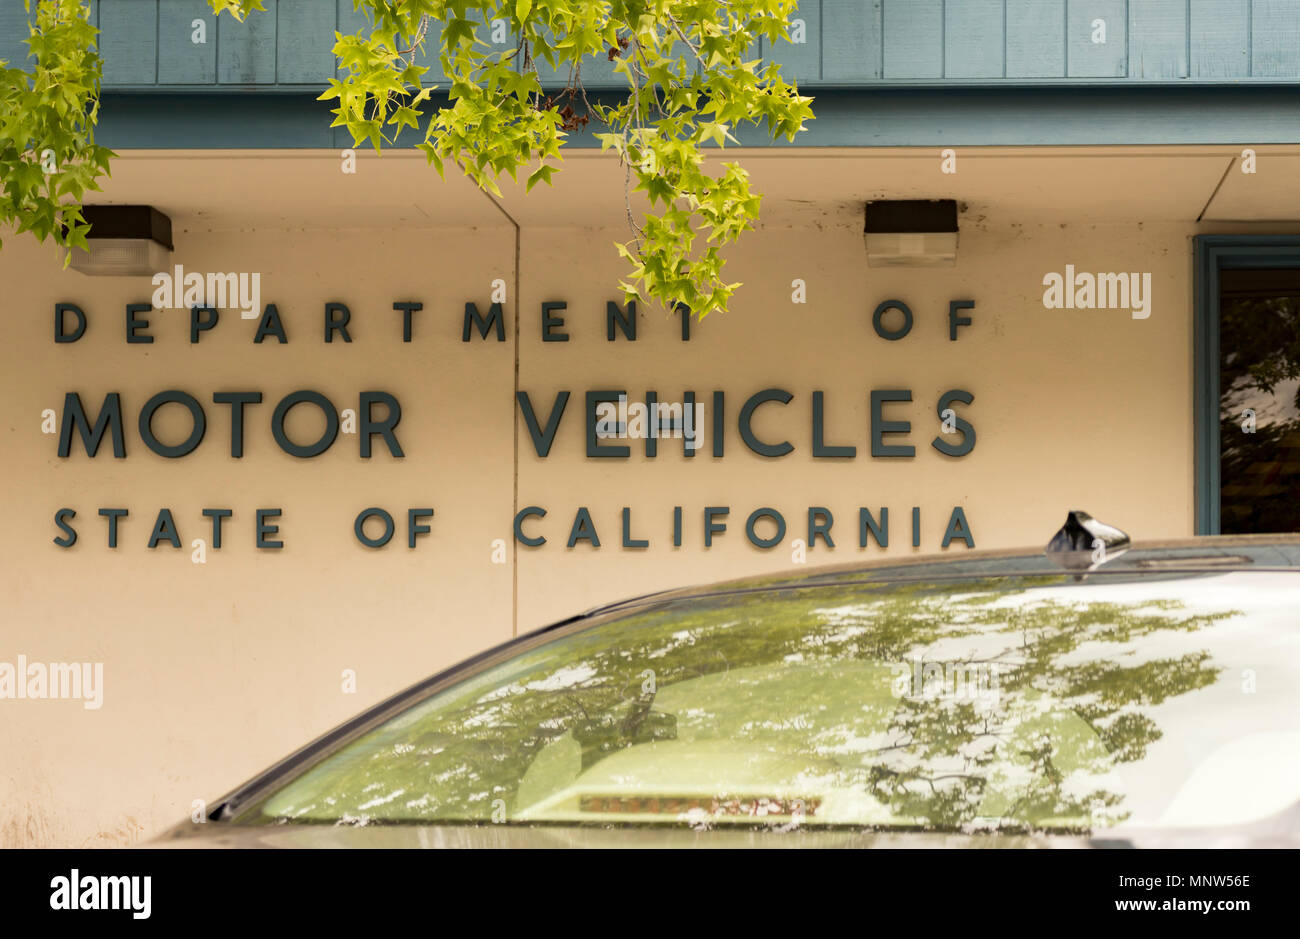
[818, 0, 823, 81]
[477, 189, 522, 638]
[215, 0, 220, 84]
[154, 0, 160, 85]
[274, 0, 280, 84]
[1064, 0, 1069, 76]
[1195, 155, 1235, 223]
[940, 0, 946, 78]
[1185, 0, 1191, 77]
[511, 214, 519, 636]
[1002, 0, 1007, 78]
[1123, 0, 1129, 77]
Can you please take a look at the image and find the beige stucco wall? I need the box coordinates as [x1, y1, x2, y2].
[0, 146, 1291, 846]
[0, 225, 519, 846]
[515, 218, 1196, 629]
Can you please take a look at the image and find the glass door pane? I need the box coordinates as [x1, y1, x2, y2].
[1219, 269, 1300, 533]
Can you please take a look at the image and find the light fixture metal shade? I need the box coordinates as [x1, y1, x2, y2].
[864, 199, 958, 268]
[66, 204, 173, 276]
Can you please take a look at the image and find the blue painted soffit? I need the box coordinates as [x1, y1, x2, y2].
[95, 86, 1300, 150]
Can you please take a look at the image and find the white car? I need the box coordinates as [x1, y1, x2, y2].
[161, 515, 1300, 848]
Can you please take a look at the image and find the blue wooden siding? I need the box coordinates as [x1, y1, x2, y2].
[883, 0, 943, 80]
[158, 0, 217, 84]
[945, 0, 1004, 80]
[821, 0, 882, 81]
[1128, 0, 1187, 79]
[1006, 0, 1065, 78]
[3, 0, 1300, 87]
[1190, 0, 1249, 78]
[217, 0, 276, 83]
[99, 0, 155, 86]
[1067, 0, 1126, 77]
[1253, 0, 1300, 76]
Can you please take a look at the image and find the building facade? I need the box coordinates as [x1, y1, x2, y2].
[3, 0, 1300, 846]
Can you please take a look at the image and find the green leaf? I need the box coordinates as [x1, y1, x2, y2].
[525, 163, 555, 192]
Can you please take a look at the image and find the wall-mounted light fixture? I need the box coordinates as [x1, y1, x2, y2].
[864, 199, 958, 268]
[67, 205, 173, 275]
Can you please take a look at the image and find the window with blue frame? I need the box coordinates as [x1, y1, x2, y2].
[1195, 238, 1300, 535]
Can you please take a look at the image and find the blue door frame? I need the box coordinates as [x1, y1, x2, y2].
[1193, 235, 1300, 534]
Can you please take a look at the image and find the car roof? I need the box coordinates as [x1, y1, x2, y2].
[582, 533, 1300, 619]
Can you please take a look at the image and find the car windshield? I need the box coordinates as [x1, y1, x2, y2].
[239, 569, 1300, 835]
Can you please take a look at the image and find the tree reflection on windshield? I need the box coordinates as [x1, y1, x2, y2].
[252, 578, 1238, 833]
